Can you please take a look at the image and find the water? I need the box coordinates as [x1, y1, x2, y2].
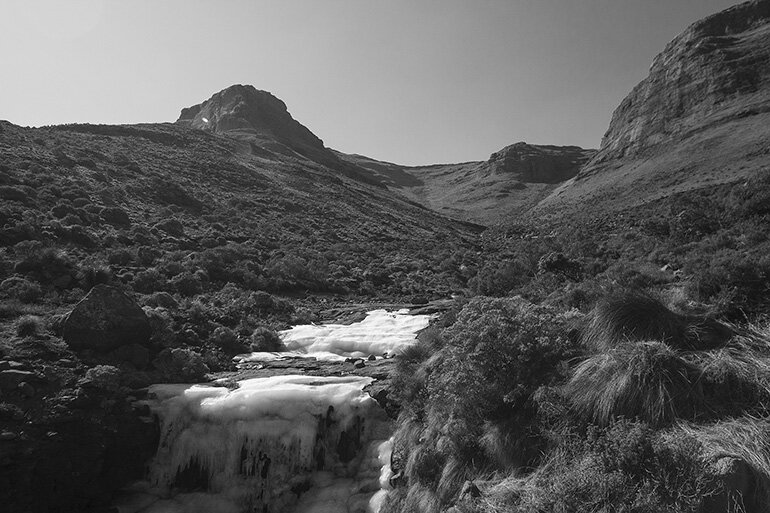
[115, 309, 430, 513]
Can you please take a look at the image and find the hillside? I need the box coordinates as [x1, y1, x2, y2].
[338, 142, 594, 224]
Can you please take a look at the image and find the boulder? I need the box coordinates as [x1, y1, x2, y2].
[62, 285, 152, 351]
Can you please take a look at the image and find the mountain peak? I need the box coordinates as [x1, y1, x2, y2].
[176, 84, 326, 159]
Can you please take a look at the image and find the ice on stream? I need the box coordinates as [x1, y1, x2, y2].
[116, 309, 430, 513]
[236, 309, 431, 363]
[117, 376, 395, 513]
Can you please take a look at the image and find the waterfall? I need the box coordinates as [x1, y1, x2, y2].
[116, 309, 430, 513]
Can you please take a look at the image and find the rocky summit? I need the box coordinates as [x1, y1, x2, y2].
[177, 84, 340, 168]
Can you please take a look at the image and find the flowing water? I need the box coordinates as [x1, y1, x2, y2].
[115, 309, 431, 513]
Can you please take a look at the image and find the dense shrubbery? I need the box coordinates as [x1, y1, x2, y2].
[386, 290, 770, 513]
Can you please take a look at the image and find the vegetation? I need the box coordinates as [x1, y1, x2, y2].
[384, 294, 770, 513]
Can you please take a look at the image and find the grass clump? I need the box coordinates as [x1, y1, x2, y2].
[565, 341, 702, 428]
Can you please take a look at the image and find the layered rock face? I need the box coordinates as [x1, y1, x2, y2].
[177, 84, 333, 164]
[596, 0, 770, 161]
[535, 0, 770, 215]
[486, 142, 594, 183]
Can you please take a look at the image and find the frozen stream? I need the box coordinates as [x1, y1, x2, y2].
[115, 309, 431, 513]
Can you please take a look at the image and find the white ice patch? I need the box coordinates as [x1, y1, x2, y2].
[119, 375, 394, 513]
[237, 309, 431, 363]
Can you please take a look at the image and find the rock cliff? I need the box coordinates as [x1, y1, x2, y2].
[596, 0, 770, 161]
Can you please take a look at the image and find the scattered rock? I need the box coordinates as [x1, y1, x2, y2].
[0, 431, 18, 441]
[62, 284, 152, 352]
[0, 370, 38, 389]
[17, 382, 35, 397]
[354, 360, 366, 369]
[367, 354, 376, 361]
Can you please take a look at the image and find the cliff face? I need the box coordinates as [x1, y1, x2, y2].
[486, 142, 594, 184]
[596, 0, 770, 161]
[535, 0, 770, 216]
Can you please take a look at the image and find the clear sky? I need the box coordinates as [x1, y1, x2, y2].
[0, 0, 740, 165]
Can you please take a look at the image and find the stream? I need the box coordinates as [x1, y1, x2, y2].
[114, 309, 431, 513]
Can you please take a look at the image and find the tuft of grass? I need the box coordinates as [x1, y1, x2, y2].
[676, 416, 770, 510]
[564, 341, 702, 427]
[582, 291, 689, 351]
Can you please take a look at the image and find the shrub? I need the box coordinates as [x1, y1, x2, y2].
[107, 249, 133, 266]
[537, 252, 582, 281]
[78, 265, 112, 290]
[171, 272, 203, 296]
[16, 314, 44, 337]
[100, 206, 131, 226]
[428, 297, 581, 421]
[81, 365, 122, 393]
[248, 327, 284, 352]
[0, 186, 28, 202]
[14, 247, 74, 284]
[153, 348, 209, 382]
[212, 326, 247, 354]
[132, 268, 163, 293]
[0, 277, 42, 303]
[469, 258, 531, 296]
[564, 341, 702, 428]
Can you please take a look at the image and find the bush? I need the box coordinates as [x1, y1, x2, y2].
[212, 326, 247, 354]
[153, 348, 209, 382]
[107, 249, 133, 266]
[249, 327, 284, 352]
[537, 252, 582, 281]
[14, 247, 74, 285]
[0, 277, 42, 303]
[171, 272, 203, 296]
[16, 314, 44, 337]
[81, 365, 122, 393]
[427, 297, 581, 421]
[132, 268, 163, 293]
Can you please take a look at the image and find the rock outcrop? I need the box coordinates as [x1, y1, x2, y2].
[177, 84, 331, 163]
[62, 284, 152, 351]
[535, 0, 770, 215]
[596, 0, 770, 161]
[485, 142, 594, 183]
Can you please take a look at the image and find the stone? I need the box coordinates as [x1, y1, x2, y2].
[62, 284, 152, 352]
[367, 354, 376, 361]
[17, 382, 35, 397]
[0, 370, 37, 389]
[0, 431, 18, 441]
[354, 360, 366, 369]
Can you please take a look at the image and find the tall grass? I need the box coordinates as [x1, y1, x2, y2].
[565, 341, 702, 427]
[582, 291, 732, 351]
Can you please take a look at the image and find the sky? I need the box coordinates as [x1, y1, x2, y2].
[0, 0, 740, 165]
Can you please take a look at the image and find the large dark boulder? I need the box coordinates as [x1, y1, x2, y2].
[62, 284, 152, 351]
